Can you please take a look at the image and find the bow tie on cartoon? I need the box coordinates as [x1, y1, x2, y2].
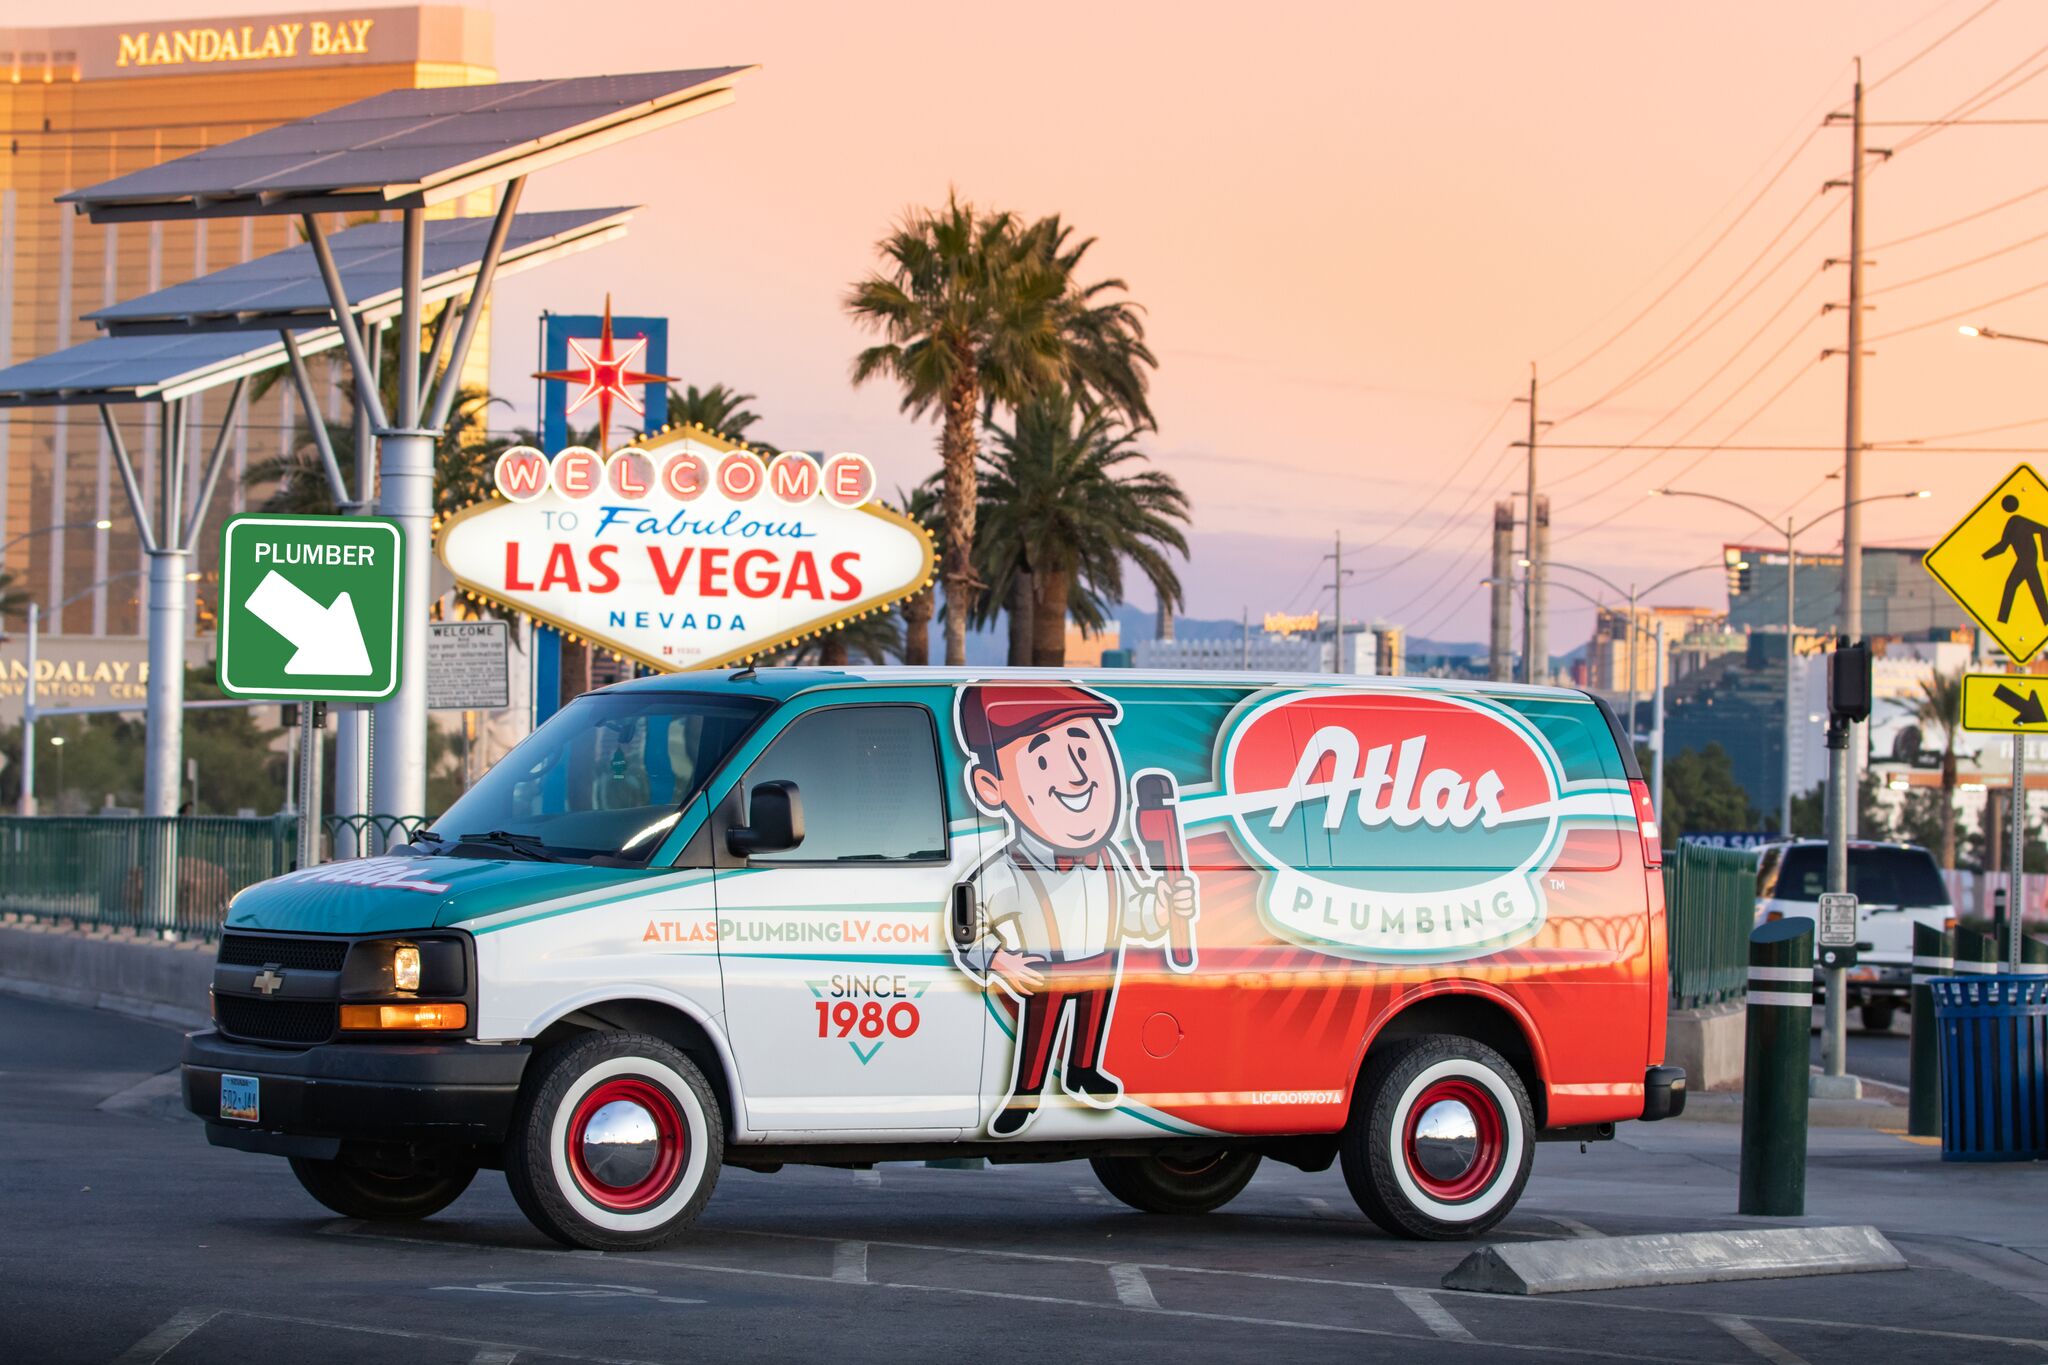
[1054, 851, 1104, 872]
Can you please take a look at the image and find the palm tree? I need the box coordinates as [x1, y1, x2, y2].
[1913, 670, 1965, 869]
[891, 483, 941, 666]
[977, 393, 1190, 666]
[1018, 213, 1158, 431]
[0, 569, 31, 626]
[846, 195, 1066, 665]
[666, 383, 768, 447]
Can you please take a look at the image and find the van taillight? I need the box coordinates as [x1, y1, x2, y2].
[1630, 780, 1662, 867]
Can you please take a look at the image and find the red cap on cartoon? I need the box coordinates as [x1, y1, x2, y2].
[958, 684, 1117, 756]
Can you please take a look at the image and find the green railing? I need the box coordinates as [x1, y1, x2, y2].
[0, 815, 297, 940]
[1663, 841, 1760, 1010]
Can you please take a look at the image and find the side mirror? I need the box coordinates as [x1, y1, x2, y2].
[727, 779, 804, 858]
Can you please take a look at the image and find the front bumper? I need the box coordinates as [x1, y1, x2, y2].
[183, 1029, 530, 1157]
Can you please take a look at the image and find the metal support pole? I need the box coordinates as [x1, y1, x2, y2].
[2012, 738, 2028, 972]
[1332, 531, 1343, 674]
[296, 703, 324, 868]
[371, 208, 433, 826]
[1625, 589, 1640, 743]
[142, 409, 189, 821]
[1783, 519, 1797, 834]
[1841, 66, 1867, 840]
[1817, 713, 1860, 1097]
[1907, 921, 1950, 1137]
[1522, 366, 1539, 685]
[19, 602, 37, 816]
[1651, 621, 1667, 811]
[1740, 917, 1813, 1216]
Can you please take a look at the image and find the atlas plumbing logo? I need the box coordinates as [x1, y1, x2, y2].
[1214, 690, 1572, 962]
[492, 446, 876, 510]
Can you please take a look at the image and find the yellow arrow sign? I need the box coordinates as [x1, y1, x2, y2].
[1961, 671, 2048, 733]
[1924, 462, 2048, 664]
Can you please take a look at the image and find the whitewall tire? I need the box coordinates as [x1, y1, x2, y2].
[1339, 1034, 1533, 1239]
[506, 1031, 722, 1250]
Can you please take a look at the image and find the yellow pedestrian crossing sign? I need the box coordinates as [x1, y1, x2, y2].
[1961, 672, 2048, 732]
[1924, 462, 2048, 664]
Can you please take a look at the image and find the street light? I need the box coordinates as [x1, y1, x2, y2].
[0, 518, 114, 559]
[16, 568, 155, 817]
[1650, 485, 1932, 834]
[1959, 324, 2048, 347]
[1540, 559, 1730, 744]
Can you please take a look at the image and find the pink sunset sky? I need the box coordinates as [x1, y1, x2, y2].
[74, 0, 2048, 644]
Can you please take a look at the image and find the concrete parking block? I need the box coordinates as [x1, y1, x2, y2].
[1441, 1224, 1907, 1295]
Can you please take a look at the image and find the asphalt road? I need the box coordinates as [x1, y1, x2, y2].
[4, 992, 2045, 1365]
[1809, 1011, 1912, 1088]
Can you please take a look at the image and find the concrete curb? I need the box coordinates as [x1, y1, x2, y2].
[1443, 1224, 1907, 1295]
[1676, 1088, 1907, 1129]
[0, 921, 212, 1031]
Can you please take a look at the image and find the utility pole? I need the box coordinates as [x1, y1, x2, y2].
[1521, 365, 1540, 684]
[1490, 500, 1515, 681]
[1322, 532, 1353, 673]
[1531, 495, 1550, 686]
[1241, 606, 1250, 668]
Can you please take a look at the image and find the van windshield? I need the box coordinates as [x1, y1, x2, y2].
[424, 691, 768, 865]
[1763, 845, 1951, 909]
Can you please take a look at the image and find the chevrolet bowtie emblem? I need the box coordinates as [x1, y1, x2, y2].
[252, 967, 284, 996]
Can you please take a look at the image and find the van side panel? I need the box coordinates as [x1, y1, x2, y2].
[936, 679, 1652, 1140]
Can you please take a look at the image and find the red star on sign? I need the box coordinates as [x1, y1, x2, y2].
[532, 294, 676, 455]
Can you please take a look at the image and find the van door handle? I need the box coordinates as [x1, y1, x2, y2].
[951, 882, 975, 948]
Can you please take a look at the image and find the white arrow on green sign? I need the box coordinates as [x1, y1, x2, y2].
[217, 514, 403, 700]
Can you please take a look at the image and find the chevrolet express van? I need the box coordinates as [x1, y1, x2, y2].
[184, 668, 1682, 1249]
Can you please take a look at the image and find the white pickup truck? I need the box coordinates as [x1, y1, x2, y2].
[1753, 839, 1954, 1030]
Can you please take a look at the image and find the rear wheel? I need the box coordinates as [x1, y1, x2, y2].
[505, 1031, 722, 1251]
[288, 1156, 475, 1221]
[1089, 1150, 1261, 1214]
[1340, 1035, 1533, 1240]
[1860, 1003, 1896, 1032]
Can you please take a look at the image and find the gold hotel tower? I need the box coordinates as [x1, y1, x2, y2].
[0, 7, 494, 639]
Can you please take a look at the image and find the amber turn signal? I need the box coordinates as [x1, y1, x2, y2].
[340, 1002, 468, 1031]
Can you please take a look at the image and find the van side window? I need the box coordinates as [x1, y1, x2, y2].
[743, 705, 948, 863]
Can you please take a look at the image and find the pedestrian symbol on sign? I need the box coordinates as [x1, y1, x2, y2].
[1984, 494, 2048, 627]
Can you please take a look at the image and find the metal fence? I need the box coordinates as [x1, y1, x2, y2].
[0, 815, 296, 940]
[1664, 841, 1759, 1010]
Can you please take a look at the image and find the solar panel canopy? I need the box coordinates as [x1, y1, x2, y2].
[86, 207, 634, 336]
[62, 69, 754, 222]
[0, 331, 341, 408]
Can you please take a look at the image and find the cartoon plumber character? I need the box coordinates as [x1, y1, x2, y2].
[952, 684, 1199, 1137]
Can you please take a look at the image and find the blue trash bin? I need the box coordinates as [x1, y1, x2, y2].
[1931, 975, 2048, 1162]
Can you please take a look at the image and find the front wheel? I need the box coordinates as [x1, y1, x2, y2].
[288, 1156, 475, 1221]
[1860, 1003, 1896, 1032]
[1340, 1035, 1533, 1240]
[1090, 1150, 1261, 1214]
[505, 1031, 722, 1251]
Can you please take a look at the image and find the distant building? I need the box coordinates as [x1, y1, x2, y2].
[1585, 605, 1722, 695]
[1064, 623, 1121, 668]
[1727, 544, 1965, 636]
[1135, 624, 1379, 674]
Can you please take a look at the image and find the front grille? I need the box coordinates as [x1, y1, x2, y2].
[214, 996, 337, 1045]
[218, 933, 348, 972]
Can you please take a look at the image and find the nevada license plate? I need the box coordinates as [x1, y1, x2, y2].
[219, 1073, 260, 1123]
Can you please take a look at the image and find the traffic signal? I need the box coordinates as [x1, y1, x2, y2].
[1828, 637, 1872, 723]
[1724, 547, 1752, 596]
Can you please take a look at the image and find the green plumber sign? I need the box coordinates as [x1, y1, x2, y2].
[217, 514, 404, 700]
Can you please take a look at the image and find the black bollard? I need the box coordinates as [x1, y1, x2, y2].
[1908, 921, 1950, 1138]
[1740, 917, 1815, 1216]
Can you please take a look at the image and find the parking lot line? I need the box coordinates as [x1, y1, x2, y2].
[1713, 1316, 1810, 1365]
[468, 1351, 519, 1365]
[111, 1307, 216, 1365]
[1394, 1287, 1477, 1343]
[321, 1223, 1698, 1362]
[1110, 1264, 1159, 1309]
[222, 1309, 666, 1365]
[832, 1241, 869, 1284]
[714, 1224, 2048, 1352]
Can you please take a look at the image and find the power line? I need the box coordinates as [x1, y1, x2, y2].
[1869, 173, 2048, 250]
[1867, 0, 2006, 93]
[1880, 412, 2048, 443]
[1350, 441, 1522, 585]
[1342, 399, 1515, 557]
[1866, 222, 2048, 296]
[1866, 274, 2048, 342]
[1889, 37, 2048, 154]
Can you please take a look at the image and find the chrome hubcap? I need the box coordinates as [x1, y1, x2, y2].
[1411, 1098, 1480, 1181]
[580, 1099, 662, 1188]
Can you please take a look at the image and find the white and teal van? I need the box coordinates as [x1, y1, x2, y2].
[185, 667, 1679, 1249]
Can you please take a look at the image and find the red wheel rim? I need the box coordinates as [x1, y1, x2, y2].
[566, 1077, 686, 1212]
[1402, 1077, 1504, 1203]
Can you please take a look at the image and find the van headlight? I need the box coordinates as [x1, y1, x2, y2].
[340, 935, 468, 1000]
[393, 944, 422, 993]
